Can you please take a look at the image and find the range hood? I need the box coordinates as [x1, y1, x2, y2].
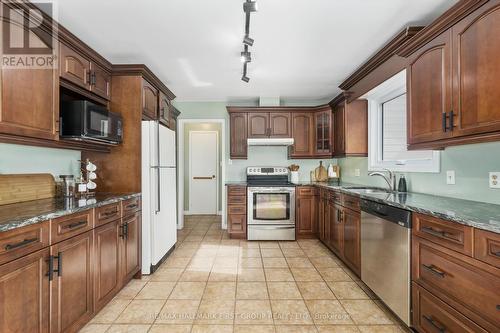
[247, 138, 294, 146]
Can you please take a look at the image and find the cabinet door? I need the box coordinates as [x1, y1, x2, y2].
[269, 112, 291, 137]
[94, 220, 121, 312]
[121, 213, 141, 282]
[59, 43, 91, 90]
[329, 204, 343, 257]
[159, 91, 171, 128]
[0, 248, 50, 333]
[50, 231, 93, 333]
[296, 195, 317, 238]
[1, 62, 58, 140]
[290, 112, 314, 157]
[407, 31, 453, 145]
[451, 1, 500, 137]
[333, 105, 345, 156]
[90, 63, 111, 100]
[318, 196, 325, 242]
[342, 208, 360, 276]
[315, 110, 332, 155]
[248, 113, 269, 138]
[230, 113, 248, 159]
[142, 79, 159, 120]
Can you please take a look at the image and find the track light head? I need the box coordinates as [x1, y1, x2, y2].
[241, 75, 250, 83]
[243, 36, 254, 46]
[240, 50, 251, 63]
[243, 1, 258, 13]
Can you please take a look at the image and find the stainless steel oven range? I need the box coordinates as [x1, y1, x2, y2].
[246, 167, 296, 241]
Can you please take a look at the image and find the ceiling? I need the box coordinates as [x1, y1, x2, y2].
[51, 0, 456, 103]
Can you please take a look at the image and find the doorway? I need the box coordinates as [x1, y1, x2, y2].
[189, 130, 218, 214]
[177, 119, 226, 230]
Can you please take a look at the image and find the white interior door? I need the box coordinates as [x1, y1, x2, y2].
[189, 131, 218, 214]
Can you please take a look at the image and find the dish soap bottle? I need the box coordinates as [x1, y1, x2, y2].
[398, 174, 407, 192]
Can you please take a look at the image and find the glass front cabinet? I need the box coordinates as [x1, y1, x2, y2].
[314, 109, 332, 156]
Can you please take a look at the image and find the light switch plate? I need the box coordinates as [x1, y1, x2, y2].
[354, 169, 360, 177]
[489, 172, 500, 189]
[446, 170, 455, 185]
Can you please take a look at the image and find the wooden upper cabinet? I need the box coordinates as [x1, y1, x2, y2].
[50, 230, 94, 333]
[290, 112, 314, 158]
[90, 63, 111, 100]
[159, 91, 171, 128]
[269, 112, 291, 137]
[333, 104, 345, 156]
[315, 108, 332, 156]
[0, 52, 58, 140]
[451, 1, 500, 138]
[230, 113, 248, 159]
[407, 31, 453, 146]
[248, 112, 270, 138]
[0, 249, 50, 333]
[142, 79, 159, 120]
[60, 43, 91, 90]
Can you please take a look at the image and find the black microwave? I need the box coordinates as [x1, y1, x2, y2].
[60, 100, 123, 144]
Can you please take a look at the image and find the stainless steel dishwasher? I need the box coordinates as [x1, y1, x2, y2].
[360, 199, 412, 326]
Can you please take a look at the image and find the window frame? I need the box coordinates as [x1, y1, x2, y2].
[363, 70, 440, 173]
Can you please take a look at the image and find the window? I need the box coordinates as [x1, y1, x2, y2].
[363, 70, 440, 173]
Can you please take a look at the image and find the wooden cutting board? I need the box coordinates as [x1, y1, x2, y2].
[314, 161, 328, 182]
[0, 174, 56, 206]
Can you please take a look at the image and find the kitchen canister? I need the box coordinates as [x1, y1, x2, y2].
[290, 171, 299, 184]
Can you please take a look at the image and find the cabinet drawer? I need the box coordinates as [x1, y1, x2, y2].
[0, 221, 49, 265]
[228, 214, 246, 234]
[342, 194, 359, 212]
[51, 210, 93, 243]
[328, 191, 342, 204]
[413, 213, 473, 255]
[228, 186, 247, 196]
[228, 205, 246, 215]
[297, 186, 317, 197]
[95, 203, 121, 226]
[412, 282, 487, 333]
[122, 197, 141, 218]
[474, 229, 500, 269]
[228, 195, 246, 205]
[413, 236, 500, 329]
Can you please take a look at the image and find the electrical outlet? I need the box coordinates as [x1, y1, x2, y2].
[489, 172, 500, 189]
[446, 170, 455, 185]
[354, 169, 360, 177]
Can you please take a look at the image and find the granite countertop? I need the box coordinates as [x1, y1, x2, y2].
[0, 193, 141, 233]
[226, 180, 500, 234]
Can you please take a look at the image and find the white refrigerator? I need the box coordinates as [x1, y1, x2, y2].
[141, 121, 177, 274]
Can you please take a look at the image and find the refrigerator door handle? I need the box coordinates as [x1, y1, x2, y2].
[155, 167, 161, 214]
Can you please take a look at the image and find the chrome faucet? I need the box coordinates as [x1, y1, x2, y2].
[368, 168, 396, 191]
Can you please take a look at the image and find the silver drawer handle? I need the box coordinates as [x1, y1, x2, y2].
[250, 226, 294, 230]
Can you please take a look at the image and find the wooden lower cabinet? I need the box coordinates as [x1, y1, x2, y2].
[329, 203, 344, 257]
[227, 185, 247, 239]
[296, 187, 318, 239]
[94, 220, 121, 312]
[121, 212, 141, 281]
[50, 231, 94, 333]
[318, 190, 326, 242]
[342, 207, 361, 275]
[0, 248, 50, 333]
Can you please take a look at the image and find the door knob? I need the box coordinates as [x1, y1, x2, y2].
[212, 175, 216, 179]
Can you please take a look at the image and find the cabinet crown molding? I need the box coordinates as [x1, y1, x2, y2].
[226, 105, 331, 113]
[396, 0, 488, 57]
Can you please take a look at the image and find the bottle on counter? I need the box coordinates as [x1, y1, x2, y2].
[398, 174, 407, 192]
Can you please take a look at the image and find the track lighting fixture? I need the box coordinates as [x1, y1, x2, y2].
[240, 0, 257, 83]
[243, 35, 254, 46]
[243, 1, 258, 13]
[240, 50, 251, 63]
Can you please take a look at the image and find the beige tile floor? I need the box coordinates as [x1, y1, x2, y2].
[80, 215, 409, 333]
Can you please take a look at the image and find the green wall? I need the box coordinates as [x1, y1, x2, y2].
[0, 143, 81, 179]
[339, 141, 500, 205]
